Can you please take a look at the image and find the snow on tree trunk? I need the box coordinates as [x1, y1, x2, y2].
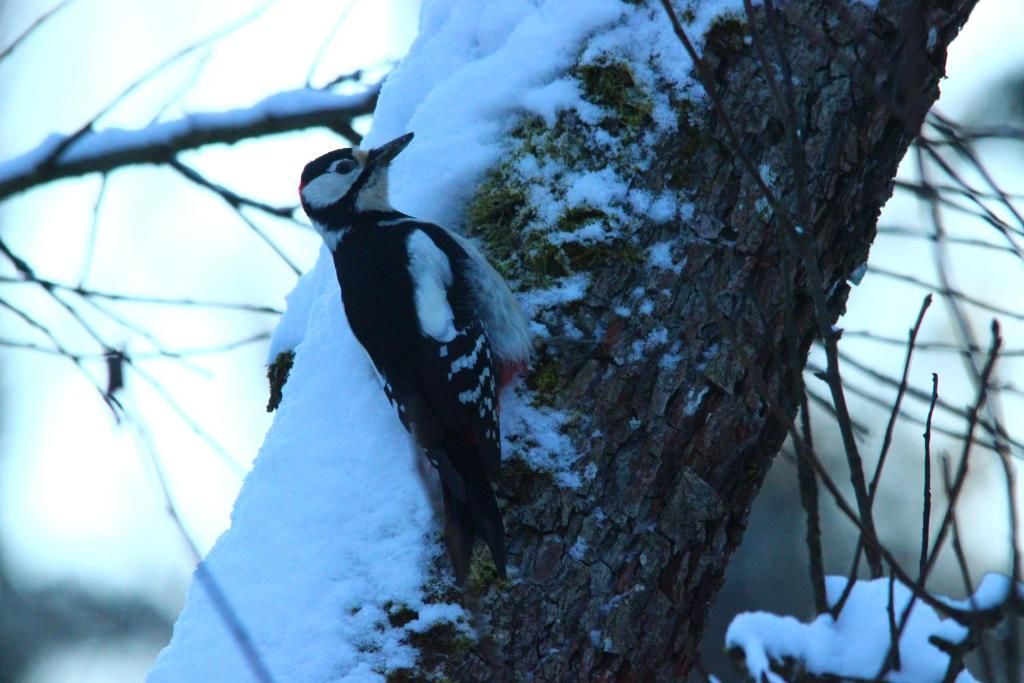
[150, 0, 976, 681]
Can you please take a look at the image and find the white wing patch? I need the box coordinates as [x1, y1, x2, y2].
[406, 230, 457, 342]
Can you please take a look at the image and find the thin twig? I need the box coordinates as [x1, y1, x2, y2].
[0, 275, 283, 314]
[713, 306, 977, 622]
[918, 140, 1024, 261]
[877, 322, 1002, 680]
[126, 358, 247, 476]
[941, 457, 997, 683]
[868, 266, 1024, 323]
[878, 224, 1022, 257]
[841, 328, 1024, 357]
[0, 332, 269, 360]
[0, 296, 119, 415]
[147, 51, 214, 126]
[868, 295, 932, 503]
[0, 0, 75, 63]
[169, 158, 301, 221]
[920, 373, 937, 578]
[79, 173, 108, 286]
[305, 0, 359, 88]
[804, 382, 999, 455]
[128, 415, 274, 683]
[930, 111, 1024, 235]
[798, 394, 828, 614]
[76, 296, 210, 376]
[822, 351, 1024, 456]
[831, 541, 863, 619]
[885, 571, 902, 673]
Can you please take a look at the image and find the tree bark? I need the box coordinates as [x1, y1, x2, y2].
[433, 1, 977, 680]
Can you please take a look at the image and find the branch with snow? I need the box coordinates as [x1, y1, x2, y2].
[727, 574, 1024, 683]
[0, 86, 378, 202]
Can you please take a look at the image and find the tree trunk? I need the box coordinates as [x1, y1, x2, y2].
[432, 1, 976, 680]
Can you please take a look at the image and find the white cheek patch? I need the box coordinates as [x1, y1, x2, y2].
[406, 230, 456, 342]
[301, 170, 359, 209]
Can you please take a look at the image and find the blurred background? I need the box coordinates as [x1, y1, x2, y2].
[0, 1, 1021, 681]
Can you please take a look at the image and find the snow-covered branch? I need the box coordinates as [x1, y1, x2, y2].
[727, 574, 1024, 682]
[0, 86, 379, 202]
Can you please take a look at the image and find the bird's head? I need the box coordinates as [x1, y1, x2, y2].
[298, 132, 414, 234]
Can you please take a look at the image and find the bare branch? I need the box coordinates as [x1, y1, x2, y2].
[868, 265, 1024, 323]
[828, 350, 1024, 456]
[929, 111, 1024, 236]
[0, 296, 119, 416]
[719, 305, 977, 622]
[0, 332, 270, 360]
[169, 158, 301, 221]
[878, 224, 1022, 257]
[882, 322, 1003, 679]
[0, 275, 283, 314]
[842, 328, 1024, 357]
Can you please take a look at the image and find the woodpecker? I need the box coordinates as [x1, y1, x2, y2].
[298, 132, 531, 583]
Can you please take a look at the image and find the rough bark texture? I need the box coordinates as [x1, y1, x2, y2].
[425, 0, 976, 680]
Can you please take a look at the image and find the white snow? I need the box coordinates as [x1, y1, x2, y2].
[684, 386, 709, 415]
[568, 537, 589, 562]
[628, 326, 669, 362]
[501, 384, 581, 488]
[522, 78, 587, 126]
[151, 252, 460, 682]
[566, 167, 630, 209]
[518, 274, 591, 317]
[726, 575, 977, 683]
[367, 0, 628, 229]
[939, 571, 1024, 611]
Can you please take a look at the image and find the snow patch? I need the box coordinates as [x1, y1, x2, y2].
[152, 269, 444, 682]
[726, 576, 977, 683]
[502, 384, 580, 488]
[519, 274, 590, 317]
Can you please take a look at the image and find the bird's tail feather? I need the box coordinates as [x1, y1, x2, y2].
[441, 484, 474, 584]
[438, 446, 506, 584]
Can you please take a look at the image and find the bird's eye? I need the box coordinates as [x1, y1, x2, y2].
[333, 159, 357, 174]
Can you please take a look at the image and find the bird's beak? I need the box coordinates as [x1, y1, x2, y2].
[365, 132, 414, 169]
